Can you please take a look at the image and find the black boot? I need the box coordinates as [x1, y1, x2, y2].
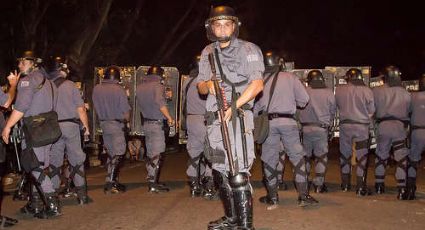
[76, 185, 92, 205]
[296, 182, 318, 207]
[375, 182, 385, 194]
[230, 173, 254, 230]
[313, 183, 328, 193]
[44, 194, 62, 218]
[259, 181, 279, 205]
[20, 192, 44, 215]
[104, 155, 126, 194]
[0, 215, 18, 227]
[355, 176, 371, 196]
[406, 177, 417, 200]
[148, 157, 170, 193]
[189, 179, 202, 197]
[397, 187, 409, 200]
[202, 177, 218, 200]
[341, 173, 351, 192]
[278, 181, 288, 191]
[208, 171, 237, 230]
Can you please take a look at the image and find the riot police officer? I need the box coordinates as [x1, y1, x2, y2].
[373, 66, 411, 199]
[0, 68, 20, 227]
[256, 54, 318, 208]
[259, 51, 289, 191]
[2, 51, 61, 218]
[407, 74, 425, 199]
[335, 68, 375, 196]
[92, 65, 131, 194]
[197, 5, 264, 230]
[183, 56, 215, 199]
[136, 65, 174, 193]
[45, 56, 91, 204]
[299, 70, 336, 193]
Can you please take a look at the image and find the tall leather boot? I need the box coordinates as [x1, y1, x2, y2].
[202, 176, 218, 200]
[230, 173, 254, 230]
[20, 186, 44, 216]
[208, 171, 236, 230]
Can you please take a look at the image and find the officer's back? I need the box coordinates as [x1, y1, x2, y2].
[136, 74, 165, 120]
[335, 82, 374, 124]
[373, 84, 410, 120]
[92, 78, 128, 120]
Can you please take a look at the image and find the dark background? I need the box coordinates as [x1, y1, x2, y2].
[0, 0, 423, 85]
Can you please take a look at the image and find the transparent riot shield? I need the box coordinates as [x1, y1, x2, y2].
[402, 80, 419, 92]
[178, 74, 189, 144]
[133, 66, 179, 137]
[91, 66, 136, 140]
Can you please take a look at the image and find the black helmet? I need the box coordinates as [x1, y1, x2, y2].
[204, 5, 241, 42]
[307, 70, 326, 88]
[45, 56, 69, 74]
[382, 65, 402, 87]
[147, 65, 164, 77]
[263, 51, 284, 74]
[104, 65, 121, 80]
[419, 74, 425, 92]
[346, 68, 364, 85]
[17, 50, 42, 66]
[264, 51, 280, 67]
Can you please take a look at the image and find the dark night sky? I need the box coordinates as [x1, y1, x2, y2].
[0, 0, 424, 81]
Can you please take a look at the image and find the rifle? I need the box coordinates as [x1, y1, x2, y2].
[208, 53, 236, 176]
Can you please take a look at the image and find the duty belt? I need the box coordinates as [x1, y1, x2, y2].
[100, 119, 125, 123]
[268, 113, 295, 120]
[412, 125, 425, 130]
[339, 119, 369, 125]
[301, 122, 328, 129]
[58, 118, 81, 125]
[144, 118, 163, 123]
[376, 116, 409, 126]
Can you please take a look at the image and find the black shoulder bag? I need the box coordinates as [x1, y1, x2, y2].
[22, 78, 62, 148]
[253, 71, 279, 144]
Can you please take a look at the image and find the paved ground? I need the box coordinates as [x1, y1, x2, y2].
[2, 144, 425, 230]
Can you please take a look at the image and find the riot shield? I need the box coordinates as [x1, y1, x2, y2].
[402, 80, 419, 92]
[134, 66, 179, 137]
[178, 74, 189, 144]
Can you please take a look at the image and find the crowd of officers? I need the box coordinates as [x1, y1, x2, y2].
[0, 4, 424, 230]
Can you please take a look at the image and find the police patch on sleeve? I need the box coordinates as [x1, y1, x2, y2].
[247, 54, 259, 62]
[20, 80, 30, 87]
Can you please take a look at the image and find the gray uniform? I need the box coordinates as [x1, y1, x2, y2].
[335, 83, 374, 183]
[0, 91, 9, 163]
[299, 87, 336, 186]
[184, 69, 211, 180]
[256, 72, 310, 189]
[373, 84, 411, 187]
[92, 79, 130, 182]
[408, 92, 425, 182]
[48, 72, 86, 195]
[136, 75, 167, 183]
[14, 69, 57, 195]
[197, 38, 264, 174]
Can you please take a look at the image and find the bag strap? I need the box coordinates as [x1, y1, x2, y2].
[266, 71, 280, 112]
[53, 77, 67, 88]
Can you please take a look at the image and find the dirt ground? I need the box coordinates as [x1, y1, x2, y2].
[2, 145, 425, 230]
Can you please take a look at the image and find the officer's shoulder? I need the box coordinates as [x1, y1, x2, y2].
[238, 39, 261, 53]
[278, 71, 297, 79]
[28, 69, 46, 85]
[201, 44, 214, 55]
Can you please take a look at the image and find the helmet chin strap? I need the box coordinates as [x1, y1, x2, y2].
[217, 36, 231, 43]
